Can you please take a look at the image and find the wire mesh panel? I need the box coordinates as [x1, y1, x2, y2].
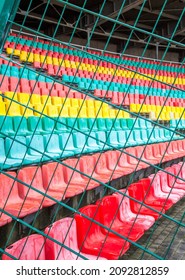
[0, 0, 185, 260]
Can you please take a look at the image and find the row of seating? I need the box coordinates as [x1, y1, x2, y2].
[2, 161, 185, 259]
[1, 139, 185, 226]
[95, 90, 184, 107]
[0, 123, 182, 169]
[5, 35, 185, 73]
[0, 115, 155, 137]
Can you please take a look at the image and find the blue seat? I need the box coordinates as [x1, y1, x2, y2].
[77, 118, 89, 132]
[96, 118, 106, 131]
[54, 117, 69, 133]
[96, 131, 110, 150]
[87, 118, 98, 131]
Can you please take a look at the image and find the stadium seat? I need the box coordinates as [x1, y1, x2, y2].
[96, 195, 145, 241]
[2, 234, 46, 260]
[128, 182, 166, 220]
[17, 166, 65, 207]
[74, 205, 130, 260]
[0, 171, 40, 218]
[113, 189, 155, 230]
[44, 217, 106, 259]
[42, 161, 84, 198]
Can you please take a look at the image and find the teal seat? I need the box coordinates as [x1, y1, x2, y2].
[96, 118, 106, 131]
[96, 131, 109, 150]
[66, 118, 78, 132]
[77, 118, 89, 132]
[0, 116, 14, 137]
[59, 132, 77, 156]
[105, 119, 114, 131]
[13, 116, 32, 136]
[54, 117, 68, 132]
[43, 134, 73, 158]
[86, 131, 101, 152]
[0, 138, 22, 169]
[27, 116, 45, 134]
[5, 136, 41, 165]
[106, 131, 122, 149]
[87, 118, 98, 131]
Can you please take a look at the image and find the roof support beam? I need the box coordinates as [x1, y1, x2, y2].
[86, 0, 144, 28]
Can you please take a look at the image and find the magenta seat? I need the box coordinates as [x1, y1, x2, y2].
[96, 195, 144, 241]
[2, 234, 46, 260]
[74, 205, 130, 260]
[44, 217, 106, 260]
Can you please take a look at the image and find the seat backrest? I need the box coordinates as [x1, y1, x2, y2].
[62, 158, 83, 183]
[2, 234, 46, 260]
[105, 150, 120, 170]
[44, 217, 79, 260]
[17, 166, 44, 199]
[42, 162, 66, 192]
[96, 196, 119, 231]
[74, 205, 101, 247]
[0, 171, 21, 205]
[5, 136, 27, 158]
[113, 189, 135, 220]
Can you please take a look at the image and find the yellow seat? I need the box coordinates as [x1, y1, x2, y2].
[6, 103, 21, 116]
[4, 91, 18, 103]
[61, 98, 71, 107]
[109, 109, 117, 118]
[30, 94, 41, 105]
[102, 107, 110, 118]
[86, 107, 96, 118]
[70, 98, 79, 108]
[51, 96, 62, 105]
[68, 107, 78, 118]
[0, 102, 6, 115]
[6, 47, 13, 55]
[33, 104, 47, 117]
[41, 95, 52, 106]
[20, 51, 28, 62]
[20, 104, 34, 117]
[17, 93, 31, 104]
[78, 107, 87, 118]
[47, 105, 59, 117]
[58, 106, 69, 117]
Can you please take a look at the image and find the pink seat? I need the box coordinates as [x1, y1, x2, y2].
[149, 173, 183, 200]
[2, 234, 46, 260]
[113, 189, 155, 230]
[75, 205, 130, 260]
[44, 217, 106, 260]
[17, 166, 65, 207]
[42, 162, 84, 198]
[0, 212, 12, 227]
[139, 178, 174, 211]
[0, 172, 40, 218]
[96, 195, 144, 241]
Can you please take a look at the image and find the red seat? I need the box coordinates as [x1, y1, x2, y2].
[126, 146, 148, 170]
[44, 217, 106, 260]
[113, 189, 155, 231]
[138, 178, 174, 211]
[0, 172, 40, 218]
[128, 183, 166, 220]
[96, 195, 144, 241]
[17, 166, 65, 207]
[75, 205, 130, 260]
[42, 162, 84, 198]
[2, 234, 46, 260]
[92, 153, 115, 181]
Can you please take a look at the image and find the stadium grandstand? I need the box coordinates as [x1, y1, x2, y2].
[0, 0, 185, 260]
